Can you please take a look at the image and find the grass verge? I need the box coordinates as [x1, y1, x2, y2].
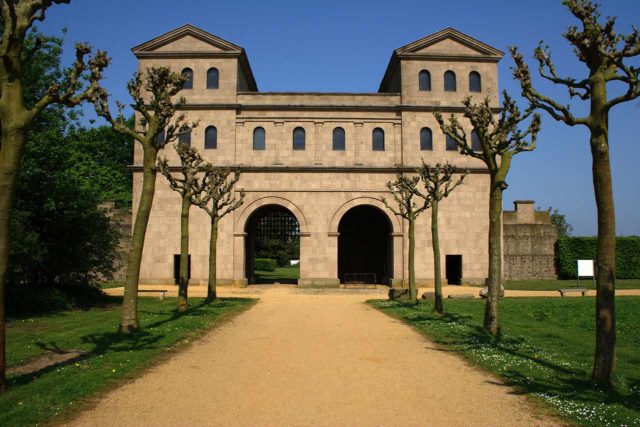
[503, 279, 640, 291]
[369, 297, 640, 426]
[254, 265, 300, 284]
[2, 296, 256, 426]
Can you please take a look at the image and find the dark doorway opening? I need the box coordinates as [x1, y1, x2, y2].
[338, 205, 392, 285]
[446, 255, 463, 285]
[245, 205, 300, 284]
[173, 254, 191, 285]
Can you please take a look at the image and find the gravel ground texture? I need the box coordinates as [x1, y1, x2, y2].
[70, 286, 561, 426]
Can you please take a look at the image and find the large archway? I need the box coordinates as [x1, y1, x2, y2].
[244, 204, 300, 284]
[338, 205, 393, 285]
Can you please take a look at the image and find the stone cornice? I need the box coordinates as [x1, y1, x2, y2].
[173, 103, 501, 114]
[397, 53, 501, 63]
[129, 165, 489, 174]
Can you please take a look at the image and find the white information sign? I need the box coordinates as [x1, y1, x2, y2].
[577, 260, 594, 277]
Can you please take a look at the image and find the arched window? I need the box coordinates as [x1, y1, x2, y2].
[372, 128, 385, 151]
[420, 127, 433, 151]
[444, 70, 456, 92]
[179, 129, 191, 146]
[154, 130, 166, 148]
[419, 70, 431, 91]
[332, 127, 345, 151]
[469, 71, 481, 92]
[182, 68, 193, 89]
[446, 134, 458, 151]
[207, 68, 219, 89]
[292, 127, 305, 150]
[253, 127, 265, 150]
[471, 130, 482, 152]
[205, 126, 217, 149]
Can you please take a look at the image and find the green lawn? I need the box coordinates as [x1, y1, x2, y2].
[99, 281, 125, 289]
[254, 265, 300, 284]
[2, 297, 256, 426]
[369, 297, 640, 427]
[503, 279, 640, 291]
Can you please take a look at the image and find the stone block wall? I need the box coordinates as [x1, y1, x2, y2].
[503, 201, 558, 280]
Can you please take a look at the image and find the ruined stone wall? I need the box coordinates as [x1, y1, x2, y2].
[503, 202, 558, 280]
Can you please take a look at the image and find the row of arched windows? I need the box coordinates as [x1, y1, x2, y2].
[170, 125, 481, 152]
[172, 126, 481, 152]
[419, 70, 481, 93]
[181, 67, 219, 90]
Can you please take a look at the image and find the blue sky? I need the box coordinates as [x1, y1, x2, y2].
[37, 0, 639, 236]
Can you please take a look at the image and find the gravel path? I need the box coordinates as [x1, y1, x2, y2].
[69, 286, 559, 426]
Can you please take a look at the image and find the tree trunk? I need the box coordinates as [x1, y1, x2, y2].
[0, 127, 27, 395]
[431, 200, 443, 314]
[206, 216, 218, 302]
[120, 146, 158, 333]
[407, 218, 417, 301]
[483, 175, 503, 336]
[589, 74, 616, 387]
[177, 196, 190, 312]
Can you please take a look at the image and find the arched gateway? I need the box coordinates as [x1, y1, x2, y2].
[132, 25, 496, 287]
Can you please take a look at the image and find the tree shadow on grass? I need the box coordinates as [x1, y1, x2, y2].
[6, 301, 224, 390]
[394, 303, 640, 415]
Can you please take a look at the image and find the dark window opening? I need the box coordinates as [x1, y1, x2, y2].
[420, 127, 433, 151]
[469, 71, 481, 92]
[333, 127, 345, 151]
[205, 126, 217, 149]
[293, 127, 305, 150]
[173, 254, 191, 285]
[446, 135, 458, 151]
[419, 70, 431, 91]
[182, 68, 193, 89]
[446, 255, 463, 285]
[471, 130, 482, 152]
[253, 127, 265, 150]
[179, 130, 191, 146]
[372, 127, 385, 151]
[444, 70, 456, 92]
[207, 68, 219, 89]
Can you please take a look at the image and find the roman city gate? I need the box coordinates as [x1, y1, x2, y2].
[132, 25, 501, 287]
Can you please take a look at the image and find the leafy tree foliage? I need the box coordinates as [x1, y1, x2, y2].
[547, 206, 573, 237]
[0, 0, 109, 394]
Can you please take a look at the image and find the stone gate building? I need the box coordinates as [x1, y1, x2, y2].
[132, 24, 506, 287]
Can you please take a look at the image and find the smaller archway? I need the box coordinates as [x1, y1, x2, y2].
[244, 205, 300, 284]
[338, 205, 393, 285]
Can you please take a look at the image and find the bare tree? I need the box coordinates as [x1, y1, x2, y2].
[416, 162, 467, 314]
[382, 174, 428, 301]
[510, 0, 639, 386]
[191, 165, 244, 302]
[91, 67, 196, 332]
[158, 143, 206, 312]
[0, 0, 109, 394]
[435, 93, 540, 335]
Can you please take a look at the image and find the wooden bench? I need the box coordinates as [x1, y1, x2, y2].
[558, 288, 588, 297]
[138, 289, 168, 301]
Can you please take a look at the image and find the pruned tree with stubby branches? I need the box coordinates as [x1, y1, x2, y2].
[91, 67, 197, 333]
[415, 162, 467, 314]
[382, 174, 428, 301]
[158, 143, 207, 312]
[191, 165, 244, 302]
[0, 0, 109, 395]
[510, 0, 639, 387]
[435, 93, 540, 335]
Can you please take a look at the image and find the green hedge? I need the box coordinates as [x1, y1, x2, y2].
[556, 236, 640, 279]
[254, 258, 277, 272]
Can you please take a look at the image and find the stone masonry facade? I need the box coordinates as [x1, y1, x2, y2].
[131, 25, 508, 287]
[503, 201, 558, 280]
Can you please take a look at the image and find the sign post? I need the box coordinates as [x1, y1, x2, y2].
[577, 260, 596, 288]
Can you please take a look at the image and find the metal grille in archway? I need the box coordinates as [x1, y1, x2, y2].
[256, 210, 300, 240]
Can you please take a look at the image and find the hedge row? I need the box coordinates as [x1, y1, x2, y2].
[254, 258, 277, 272]
[556, 236, 640, 279]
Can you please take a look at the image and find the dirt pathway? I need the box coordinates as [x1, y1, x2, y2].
[69, 286, 559, 426]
